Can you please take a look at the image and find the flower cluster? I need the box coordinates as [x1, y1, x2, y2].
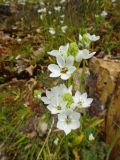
[79, 33, 100, 48]
[41, 32, 99, 134]
[48, 33, 99, 80]
[41, 84, 93, 134]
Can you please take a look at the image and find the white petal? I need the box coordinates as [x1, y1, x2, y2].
[68, 85, 72, 94]
[59, 43, 69, 54]
[57, 121, 71, 134]
[57, 120, 64, 129]
[48, 64, 60, 74]
[81, 49, 90, 58]
[41, 97, 50, 104]
[70, 120, 80, 129]
[67, 66, 76, 74]
[80, 92, 87, 99]
[86, 33, 100, 41]
[46, 90, 52, 98]
[83, 98, 93, 108]
[48, 50, 60, 57]
[84, 52, 96, 59]
[75, 51, 84, 62]
[61, 73, 71, 80]
[58, 112, 66, 121]
[56, 55, 65, 68]
[70, 112, 80, 120]
[50, 73, 60, 77]
[74, 91, 81, 103]
[66, 56, 74, 67]
[70, 103, 77, 110]
[47, 104, 58, 114]
[63, 126, 71, 134]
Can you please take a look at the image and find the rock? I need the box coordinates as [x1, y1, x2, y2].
[106, 73, 120, 160]
[87, 57, 120, 159]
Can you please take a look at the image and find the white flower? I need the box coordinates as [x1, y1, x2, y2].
[51, 84, 72, 96]
[100, 11, 108, 17]
[48, 11, 52, 15]
[86, 33, 100, 41]
[57, 109, 80, 134]
[89, 133, 95, 141]
[49, 27, 56, 35]
[54, 6, 61, 12]
[76, 49, 96, 62]
[47, 96, 67, 114]
[72, 91, 93, 109]
[48, 44, 69, 58]
[41, 84, 73, 114]
[112, 0, 116, 2]
[37, 8, 46, 13]
[60, 14, 65, 18]
[79, 33, 100, 42]
[61, 26, 68, 33]
[41, 84, 72, 105]
[48, 55, 76, 80]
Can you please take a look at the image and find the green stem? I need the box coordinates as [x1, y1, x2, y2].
[65, 136, 69, 160]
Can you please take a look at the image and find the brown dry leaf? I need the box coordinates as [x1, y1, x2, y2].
[25, 65, 36, 76]
[0, 31, 12, 42]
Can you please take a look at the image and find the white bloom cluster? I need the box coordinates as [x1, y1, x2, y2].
[40, 32, 99, 134]
[47, 38, 99, 80]
[41, 84, 93, 134]
[48, 44, 76, 80]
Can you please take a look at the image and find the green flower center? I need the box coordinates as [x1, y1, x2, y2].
[63, 93, 74, 108]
